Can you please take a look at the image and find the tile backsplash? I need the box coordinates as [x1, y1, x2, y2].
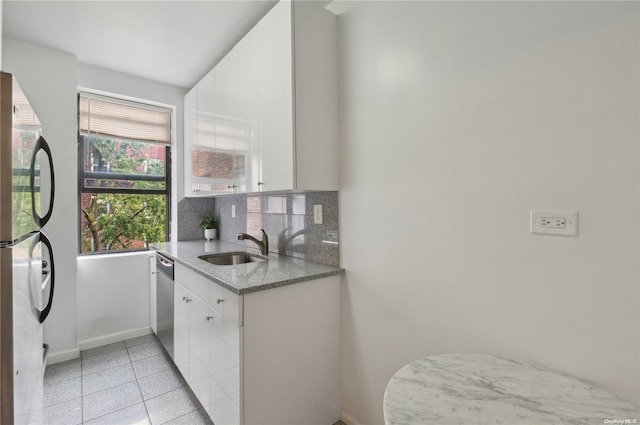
[177, 192, 340, 267]
[177, 197, 216, 241]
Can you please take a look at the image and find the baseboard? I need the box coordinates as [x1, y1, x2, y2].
[47, 347, 80, 365]
[341, 411, 364, 425]
[78, 326, 154, 351]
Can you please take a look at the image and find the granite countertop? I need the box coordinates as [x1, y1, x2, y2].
[151, 240, 344, 295]
[383, 353, 640, 425]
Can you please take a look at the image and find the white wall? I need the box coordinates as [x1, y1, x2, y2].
[74, 64, 187, 349]
[328, 2, 640, 424]
[77, 252, 152, 348]
[2, 42, 187, 362]
[3, 39, 79, 362]
[75, 63, 186, 347]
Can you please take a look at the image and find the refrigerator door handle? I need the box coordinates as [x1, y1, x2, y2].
[43, 343, 50, 367]
[37, 232, 55, 324]
[29, 136, 55, 228]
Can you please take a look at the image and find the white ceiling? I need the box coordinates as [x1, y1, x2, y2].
[2, 0, 278, 88]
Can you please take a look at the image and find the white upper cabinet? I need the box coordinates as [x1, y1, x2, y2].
[183, 86, 199, 196]
[212, 53, 248, 194]
[195, 69, 217, 193]
[184, 0, 337, 196]
[254, 1, 294, 192]
[290, 1, 339, 191]
[226, 28, 259, 194]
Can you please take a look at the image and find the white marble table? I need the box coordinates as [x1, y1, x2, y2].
[384, 353, 640, 425]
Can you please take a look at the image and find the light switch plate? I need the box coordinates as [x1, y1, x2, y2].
[530, 210, 578, 236]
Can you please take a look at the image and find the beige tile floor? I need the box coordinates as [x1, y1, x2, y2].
[44, 333, 347, 425]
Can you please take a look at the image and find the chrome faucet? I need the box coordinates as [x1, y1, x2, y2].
[237, 229, 269, 255]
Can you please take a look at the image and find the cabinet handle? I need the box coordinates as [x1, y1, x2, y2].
[257, 182, 263, 186]
[227, 184, 238, 189]
[183, 296, 192, 303]
[206, 315, 215, 321]
[216, 298, 224, 304]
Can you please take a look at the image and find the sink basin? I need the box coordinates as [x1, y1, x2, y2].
[198, 252, 267, 266]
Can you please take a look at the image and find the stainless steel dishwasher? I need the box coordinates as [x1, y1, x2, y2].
[156, 253, 174, 359]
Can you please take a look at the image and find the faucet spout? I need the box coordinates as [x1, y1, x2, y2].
[237, 229, 269, 255]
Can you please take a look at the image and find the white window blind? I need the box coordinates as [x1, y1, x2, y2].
[79, 93, 171, 145]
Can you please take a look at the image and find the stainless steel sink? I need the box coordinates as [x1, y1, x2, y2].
[198, 252, 267, 266]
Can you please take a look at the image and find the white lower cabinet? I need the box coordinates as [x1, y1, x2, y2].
[209, 305, 240, 425]
[188, 292, 213, 415]
[149, 252, 157, 333]
[173, 262, 341, 425]
[173, 283, 190, 381]
[174, 278, 240, 424]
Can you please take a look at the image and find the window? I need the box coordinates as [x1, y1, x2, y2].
[78, 93, 171, 253]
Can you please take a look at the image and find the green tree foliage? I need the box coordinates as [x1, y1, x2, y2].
[86, 136, 163, 178]
[81, 135, 167, 252]
[82, 193, 165, 252]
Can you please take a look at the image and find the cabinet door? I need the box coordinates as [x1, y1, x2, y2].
[233, 27, 260, 193]
[209, 306, 241, 425]
[211, 55, 237, 193]
[192, 70, 221, 193]
[256, 1, 294, 192]
[149, 253, 157, 333]
[173, 282, 190, 380]
[189, 294, 215, 413]
[183, 87, 201, 196]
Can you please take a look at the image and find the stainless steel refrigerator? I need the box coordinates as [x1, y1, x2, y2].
[0, 71, 56, 425]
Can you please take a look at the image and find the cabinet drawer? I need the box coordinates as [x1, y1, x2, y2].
[174, 262, 242, 326]
[175, 263, 209, 302]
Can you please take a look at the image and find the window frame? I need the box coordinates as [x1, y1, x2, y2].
[77, 93, 172, 255]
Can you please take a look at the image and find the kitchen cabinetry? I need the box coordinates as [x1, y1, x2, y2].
[175, 283, 237, 424]
[173, 261, 340, 425]
[173, 282, 190, 379]
[184, 0, 337, 196]
[184, 41, 258, 195]
[149, 252, 157, 333]
[185, 66, 248, 196]
[184, 85, 219, 196]
[174, 265, 240, 424]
